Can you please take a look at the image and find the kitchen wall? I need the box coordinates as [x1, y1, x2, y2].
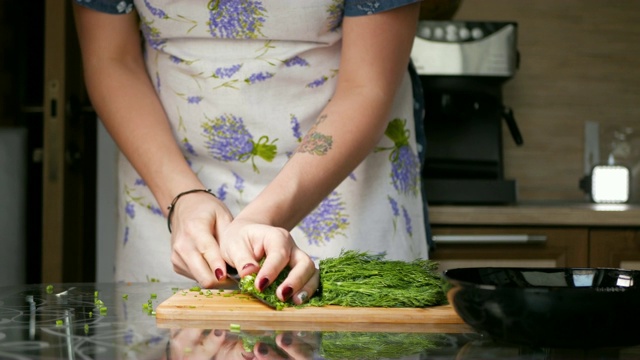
[453, 0, 640, 202]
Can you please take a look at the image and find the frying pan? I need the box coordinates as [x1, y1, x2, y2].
[443, 267, 640, 348]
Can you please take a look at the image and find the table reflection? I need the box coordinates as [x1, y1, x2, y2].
[0, 283, 638, 359]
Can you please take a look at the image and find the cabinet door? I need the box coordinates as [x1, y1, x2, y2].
[590, 228, 640, 270]
[430, 227, 589, 272]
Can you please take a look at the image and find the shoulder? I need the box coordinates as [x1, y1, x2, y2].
[72, 0, 134, 14]
[344, 0, 421, 16]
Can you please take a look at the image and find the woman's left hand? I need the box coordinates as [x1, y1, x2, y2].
[218, 217, 320, 305]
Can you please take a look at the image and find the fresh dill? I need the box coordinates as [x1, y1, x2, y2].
[237, 250, 447, 310]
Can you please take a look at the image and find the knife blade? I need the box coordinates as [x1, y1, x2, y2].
[226, 265, 277, 309]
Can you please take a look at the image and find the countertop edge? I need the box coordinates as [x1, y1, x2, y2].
[428, 203, 640, 226]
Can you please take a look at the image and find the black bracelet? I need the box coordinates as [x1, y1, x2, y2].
[167, 188, 217, 233]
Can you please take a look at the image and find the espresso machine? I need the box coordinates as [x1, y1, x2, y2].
[411, 20, 523, 204]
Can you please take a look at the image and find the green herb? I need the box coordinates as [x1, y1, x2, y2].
[239, 272, 288, 310]
[189, 286, 201, 292]
[84, 324, 89, 334]
[239, 331, 441, 359]
[55, 319, 63, 326]
[150, 293, 157, 299]
[88, 311, 93, 318]
[308, 250, 447, 308]
[99, 307, 107, 316]
[229, 323, 241, 333]
[318, 332, 442, 360]
[46, 285, 54, 294]
[237, 250, 446, 310]
[122, 294, 128, 300]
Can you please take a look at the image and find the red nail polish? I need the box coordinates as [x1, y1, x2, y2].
[258, 277, 269, 292]
[282, 286, 293, 300]
[215, 268, 223, 281]
[258, 343, 269, 355]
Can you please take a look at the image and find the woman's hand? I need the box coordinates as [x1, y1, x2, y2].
[169, 192, 234, 288]
[167, 328, 321, 360]
[218, 217, 320, 305]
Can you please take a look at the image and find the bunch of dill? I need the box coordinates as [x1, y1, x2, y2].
[308, 250, 448, 308]
[318, 331, 444, 360]
[238, 250, 447, 309]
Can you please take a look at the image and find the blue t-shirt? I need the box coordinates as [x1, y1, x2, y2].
[72, 0, 421, 16]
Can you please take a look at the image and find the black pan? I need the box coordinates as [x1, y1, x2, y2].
[443, 267, 640, 348]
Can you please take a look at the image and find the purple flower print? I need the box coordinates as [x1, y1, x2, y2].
[388, 195, 399, 233]
[245, 72, 273, 84]
[391, 146, 420, 195]
[125, 202, 135, 219]
[381, 118, 420, 196]
[216, 184, 228, 201]
[187, 96, 203, 104]
[307, 76, 328, 89]
[144, 0, 167, 19]
[170, 55, 182, 64]
[326, 0, 344, 32]
[182, 138, 196, 155]
[388, 196, 400, 217]
[233, 172, 245, 192]
[290, 114, 302, 141]
[150, 205, 163, 216]
[402, 206, 413, 237]
[123, 226, 129, 245]
[202, 114, 254, 162]
[207, 0, 267, 39]
[140, 18, 166, 50]
[134, 178, 147, 186]
[213, 64, 242, 79]
[201, 113, 278, 172]
[284, 56, 309, 67]
[299, 191, 349, 246]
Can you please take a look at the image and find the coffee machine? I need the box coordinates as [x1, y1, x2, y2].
[411, 20, 523, 204]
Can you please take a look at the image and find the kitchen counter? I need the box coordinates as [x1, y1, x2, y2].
[429, 202, 640, 226]
[1, 282, 639, 359]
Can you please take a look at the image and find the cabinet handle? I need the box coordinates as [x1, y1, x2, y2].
[433, 234, 547, 244]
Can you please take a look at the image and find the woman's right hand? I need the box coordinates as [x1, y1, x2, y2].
[169, 191, 234, 288]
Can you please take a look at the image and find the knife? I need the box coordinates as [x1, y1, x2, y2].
[225, 265, 277, 309]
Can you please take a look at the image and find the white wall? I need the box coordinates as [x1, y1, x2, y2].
[0, 128, 27, 286]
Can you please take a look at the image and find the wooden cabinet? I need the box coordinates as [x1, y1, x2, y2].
[430, 227, 589, 272]
[430, 226, 640, 271]
[428, 204, 640, 271]
[589, 228, 640, 270]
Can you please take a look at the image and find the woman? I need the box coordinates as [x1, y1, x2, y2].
[73, 0, 428, 305]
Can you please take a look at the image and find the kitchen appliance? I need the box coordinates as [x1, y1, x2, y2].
[444, 267, 640, 348]
[411, 20, 523, 204]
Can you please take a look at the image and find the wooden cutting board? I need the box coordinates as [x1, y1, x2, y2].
[155, 289, 468, 333]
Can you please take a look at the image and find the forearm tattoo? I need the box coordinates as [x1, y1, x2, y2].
[296, 114, 333, 155]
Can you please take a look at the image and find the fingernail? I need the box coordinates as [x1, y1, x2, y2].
[214, 329, 223, 337]
[282, 286, 293, 300]
[281, 333, 293, 346]
[215, 268, 224, 281]
[242, 263, 254, 270]
[296, 291, 309, 303]
[258, 343, 269, 355]
[258, 277, 269, 292]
